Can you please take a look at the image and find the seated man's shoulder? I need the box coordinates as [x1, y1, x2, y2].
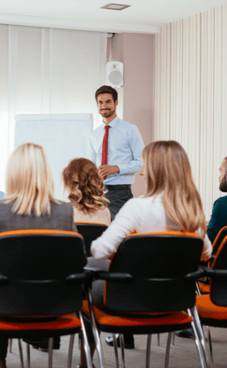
[213, 195, 227, 213]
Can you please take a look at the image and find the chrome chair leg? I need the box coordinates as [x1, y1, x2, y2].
[48, 337, 53, 368]
[86, 290, 105, 368]
[113, 334, 120, 368]
[172, 332, 175, 345]
[206, 326, 214, 363]
[157, 333, 160, 346]
[119, 334, 125, 368]
[196, 281, 201, 295]
[79, 311, 93, 368]
[146, 334, 152, 368]
[18, 339, 25, 368]
[67, 335, 75, 368]
[9, 339, 13, 353]
[191, 321, 208, 368]
[164, 332, 172, 368]
[26, 343, 30, 368]
[189, 307, 209, 367]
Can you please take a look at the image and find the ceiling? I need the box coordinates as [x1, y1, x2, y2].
[0, 0, 226, 34]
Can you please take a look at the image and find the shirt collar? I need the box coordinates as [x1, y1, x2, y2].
[101, 116, 119, 129]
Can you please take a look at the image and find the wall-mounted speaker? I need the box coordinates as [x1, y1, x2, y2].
[106, 61, 123, 88]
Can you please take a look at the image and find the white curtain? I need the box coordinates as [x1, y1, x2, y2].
[0, 25, 107, 191]
[154, 4, 227, 220]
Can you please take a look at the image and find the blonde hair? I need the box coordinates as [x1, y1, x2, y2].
[5, 143, 57, 216]
[62, 158, 108, 214]
[143, 140, 206, 237]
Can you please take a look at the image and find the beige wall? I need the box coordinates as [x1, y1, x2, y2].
[111, 33, 155, 197]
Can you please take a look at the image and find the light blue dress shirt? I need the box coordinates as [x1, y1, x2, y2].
[88, 116, 144, 185]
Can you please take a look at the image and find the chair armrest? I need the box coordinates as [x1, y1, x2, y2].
[0, 275, 8, 283]
[202, 267, 227, 278]
[65, 271, 93, 284]
[184, 267, 206, 281]
[97, 271, 133, 282]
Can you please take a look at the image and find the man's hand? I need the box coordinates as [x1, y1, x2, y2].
[98, 165, 120, 178]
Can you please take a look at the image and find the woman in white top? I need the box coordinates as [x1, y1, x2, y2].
[80, 141, 212, 368]
[91, 140, 212, 261]
[62, 158, 111, 226]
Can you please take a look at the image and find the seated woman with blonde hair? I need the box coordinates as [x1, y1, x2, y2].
[0, 143, 77, 368]
[91, 140, 212, 261]
[78, 141, 212, 368]
[62, 157, 111, 225]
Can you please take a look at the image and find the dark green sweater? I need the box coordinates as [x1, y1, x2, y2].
[207, 195, 227, 243]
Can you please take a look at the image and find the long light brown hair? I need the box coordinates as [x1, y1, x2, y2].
[5, 143, 57, 216]
[143, 140, 206, 237]
[62, 158, 108, 214]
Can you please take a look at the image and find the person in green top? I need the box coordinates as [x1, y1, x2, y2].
[207, 157, 227, 243]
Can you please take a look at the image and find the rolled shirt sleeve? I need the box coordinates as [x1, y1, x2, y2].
[118, 125, 144, 175]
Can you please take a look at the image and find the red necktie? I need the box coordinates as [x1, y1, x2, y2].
[101, 125, 110, 166]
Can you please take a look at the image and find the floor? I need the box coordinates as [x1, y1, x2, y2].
[5, 327, 227, 368]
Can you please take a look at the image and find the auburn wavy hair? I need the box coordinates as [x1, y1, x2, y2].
[62, 158, 108, 214]
[142, 140, 206, 237]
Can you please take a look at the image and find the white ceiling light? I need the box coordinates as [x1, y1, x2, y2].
[100, 3, 131, 11]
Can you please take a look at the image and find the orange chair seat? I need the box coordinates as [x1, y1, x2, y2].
[0, 313, 81, 337]
[198, 282, 210, 294]
[197, 294, 227, 324]
[82, 301, 192, 334]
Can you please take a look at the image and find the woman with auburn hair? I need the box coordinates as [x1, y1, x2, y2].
[0, 143, 78, 368]
[62, 157, 111, 225]
[91, 140, 211, 260]
[63, 158, 111, 368]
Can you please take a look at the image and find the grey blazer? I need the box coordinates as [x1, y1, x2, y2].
[0, 200, 77, 233]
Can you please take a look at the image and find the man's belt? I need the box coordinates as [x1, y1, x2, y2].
[105, 184, 131, 190]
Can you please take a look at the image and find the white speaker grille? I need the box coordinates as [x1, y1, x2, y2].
[108, 70, 123, 86]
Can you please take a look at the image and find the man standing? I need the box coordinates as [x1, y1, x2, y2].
[207, 157, 227, 243]
[89, 85, 144, 220]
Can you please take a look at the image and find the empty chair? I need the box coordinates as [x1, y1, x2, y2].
[197, 235, 227, 364]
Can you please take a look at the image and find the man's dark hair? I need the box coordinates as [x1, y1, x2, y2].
[95, 85, 118, 102]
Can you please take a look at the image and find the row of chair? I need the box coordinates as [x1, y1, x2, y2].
[0, 228, 226, 368]
[196, 225, 227, 364]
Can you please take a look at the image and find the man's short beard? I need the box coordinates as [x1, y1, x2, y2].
[101, 109, 115, 118]
[219, 177, 227, 192]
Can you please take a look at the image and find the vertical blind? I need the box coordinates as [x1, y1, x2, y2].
[0, 25, 107, 191]
[154, 4, 227, 220]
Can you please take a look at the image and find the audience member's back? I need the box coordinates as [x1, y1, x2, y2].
[0, 142, 76, 233]
[0, 142, 77, 368]
[207, 157, 227, 243]
[91, 140, 212, 262]
[62, 157, 111, 226]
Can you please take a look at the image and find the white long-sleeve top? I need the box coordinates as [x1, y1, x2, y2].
[91, 194, 212, 261]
